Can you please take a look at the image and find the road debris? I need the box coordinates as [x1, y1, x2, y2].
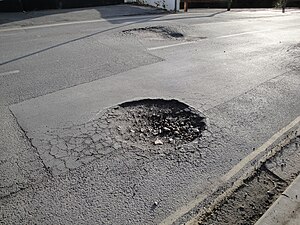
[154, 139, 163, 145]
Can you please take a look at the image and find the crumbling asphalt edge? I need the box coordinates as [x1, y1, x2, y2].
[181, 120, 300, 225]
[254, 173, 300, 225]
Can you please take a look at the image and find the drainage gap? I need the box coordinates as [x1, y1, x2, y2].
[196, 133, 300, 225]
[199, 166, 288, 225]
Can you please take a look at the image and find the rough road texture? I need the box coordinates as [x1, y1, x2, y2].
[199, 168, 288, 225]
[0, 106, 47, 198]
[0, 102, 222, 225]
[195, 131, 300, 225]
[122, 25, 206, 41]
[123, 26, 185, 40]
[265, 130, 300, 182]
[1, 9, 300, 225]
[31, 99, 207, 175]
[286, 43, 300, 71]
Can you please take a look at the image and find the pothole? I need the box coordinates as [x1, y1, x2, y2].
[113, 99, 207, 146]
[122, 26, 186, 40]
[33, 99, 208, 175]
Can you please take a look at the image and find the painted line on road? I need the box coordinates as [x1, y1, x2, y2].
[147, 29, 272, 51]
[0, 19, 114, 32]
[0, 14, 165, 33]
[147, 41, 197, 51]
[160, 115, 300, 225]
[215, 24, 300, 39]
[148, 24, 300, 51]
[0, 70, 20, 76]
[1, 10, 295, 33]
[0, 12, 231, 33]
[215, 29, 272, 39]
[221, 116, 300, 182]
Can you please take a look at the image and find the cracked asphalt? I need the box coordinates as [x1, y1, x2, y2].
[27, 99, 207, 176]
[1, 5, 300, 225]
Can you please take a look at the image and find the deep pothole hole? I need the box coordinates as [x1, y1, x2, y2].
[122, 26, 185, 40]
[113, 99, 207, 146]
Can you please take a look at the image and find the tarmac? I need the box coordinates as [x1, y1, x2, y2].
[0, 4, 167, 29]
[1, 4, 300, 225]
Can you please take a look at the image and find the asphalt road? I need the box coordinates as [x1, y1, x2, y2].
[0, 5, 300, 225]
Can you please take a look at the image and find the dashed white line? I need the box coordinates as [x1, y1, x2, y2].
[147, 30, 273, 51]
[215, 29, 272, 39]
[0, 70, 20, 76]
[0, 12, 229, 33]
[147, 41, 197, 51]
[148, 24, 300, 51]
[0, 14, 163, 33]
[0, 19, 110, 32]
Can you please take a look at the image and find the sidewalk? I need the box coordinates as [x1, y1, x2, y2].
[255, 174, 300, 225]
[0, 4, 167, 29]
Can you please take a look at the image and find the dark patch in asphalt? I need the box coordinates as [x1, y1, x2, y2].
[31, 99, 208, 175]
[122, 26, 185, 40]
[119, 99, 207, 145]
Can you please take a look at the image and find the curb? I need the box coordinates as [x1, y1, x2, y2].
[255, 173, 300, 225]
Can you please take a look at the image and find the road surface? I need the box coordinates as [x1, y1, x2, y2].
[0, 5, 300, 225]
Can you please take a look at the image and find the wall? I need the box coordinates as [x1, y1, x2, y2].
[125, 0, 179, 11]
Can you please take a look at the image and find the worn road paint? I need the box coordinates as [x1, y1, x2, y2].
[0, 70, 20, 76]
[1, 10, 297, 33]
[147, 41, 197, 51]
[0, 13, 230, 33]
[160, 116, 300, 225]
[0, 14, 162, 33]
[148, 24, 300, 51]
[215, 29, 272, 39]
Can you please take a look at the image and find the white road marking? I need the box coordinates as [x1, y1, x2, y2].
[215, 29, 272, 39]
[0, 70, 20, 76]
[160, 115, 300, 225]
[147, 41, 197, 51]
[0, 19, 110, 32]
[0, 14, 164, 32]
[222, 116, 300, 182]
[148, 24, 300, 51]
[0, 12, 228, 33]
[0, 9, 294, 33]
[147, 29, 272, 51]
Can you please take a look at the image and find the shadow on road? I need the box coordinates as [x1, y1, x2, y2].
[0, 14, 164, 66]
[0, 4, 167, 26]
[0, 7, 231, 66]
